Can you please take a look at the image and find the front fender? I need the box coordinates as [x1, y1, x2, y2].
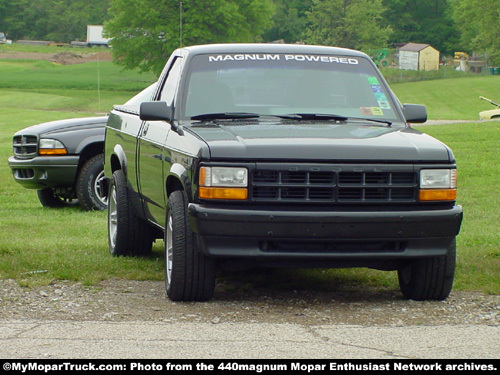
[166, 163, 193, 200]
[75, 135, 104, 154]
[105, 144, 128, 178]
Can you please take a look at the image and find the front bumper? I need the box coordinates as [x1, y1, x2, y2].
[188, 204, 463, 265]
[8, 155, 79, 190]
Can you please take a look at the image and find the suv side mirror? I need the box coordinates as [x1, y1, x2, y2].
[402, 104, 427, 123]
[140, 101, 174, 123]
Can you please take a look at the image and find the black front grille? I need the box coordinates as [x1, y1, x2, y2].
[251, 166, 417, 204]
[13, 134, 38, 158]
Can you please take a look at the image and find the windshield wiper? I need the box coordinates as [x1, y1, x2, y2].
[346, 117, 392, 126]
[190, 112, 260, 121]
[276, 113, 392, 126]
[276, 113, 348, 121]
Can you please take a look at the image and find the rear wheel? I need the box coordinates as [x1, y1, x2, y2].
[398, 238, 456, 301]
[165, 190, 216, 301]
[107, 170, 153, 257]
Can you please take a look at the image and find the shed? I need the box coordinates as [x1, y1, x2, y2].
[398, 43, 439, 71]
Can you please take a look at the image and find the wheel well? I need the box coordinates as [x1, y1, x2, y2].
[166, 176, 184, 197]
[78, 142, 104, 170]
[110, 154, 121, 174]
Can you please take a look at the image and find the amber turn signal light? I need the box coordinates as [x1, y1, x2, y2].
[199, 187, 248, 200]
[419, 189, 457, 201]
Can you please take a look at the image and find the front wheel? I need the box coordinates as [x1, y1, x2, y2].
[398, 238, 456, 301]
[37, 188, 76, 208]
[165, 190, 216, 301]
[76, 154, 107, 211]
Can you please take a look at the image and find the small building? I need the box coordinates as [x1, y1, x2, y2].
[398, 43, 440, 71]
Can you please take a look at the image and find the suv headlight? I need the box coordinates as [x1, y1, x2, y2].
[39, 139, 68, 156]
[419, 169, 457, 201]
[199, 166, 248, 200]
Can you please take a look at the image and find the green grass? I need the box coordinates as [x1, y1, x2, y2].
[413, 122, 500, 293]
[391, 75, 500, 120]
[1, 50, 499, 295]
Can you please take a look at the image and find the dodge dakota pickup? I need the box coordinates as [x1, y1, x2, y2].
[104, 43, 463, 302]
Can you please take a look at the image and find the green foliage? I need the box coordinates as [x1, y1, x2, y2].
[304, 0, 392, 51]
[382, 0, 459, 55]
[0, 0, 111, 42]
[451, 0, 500, 66]
[264, 0, 313, 43]
[105, 0, 275, 75]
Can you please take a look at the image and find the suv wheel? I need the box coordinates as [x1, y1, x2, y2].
[398, 238, 456, 300]
[165, 190, 216, 301]
[107, 169, 153, 256]
[76, 154, 107, 211]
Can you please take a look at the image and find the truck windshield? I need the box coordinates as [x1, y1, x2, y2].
[182, 53, 400, 123]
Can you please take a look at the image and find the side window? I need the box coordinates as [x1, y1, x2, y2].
[159, 57, 183, 105]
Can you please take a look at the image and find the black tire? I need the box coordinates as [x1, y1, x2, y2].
[107, 170, 153, 257]
[37, 188, 76, 208]
[398, 238, 456, 301]
[76, 154, 107, 211]
[165, 190, 216, 301]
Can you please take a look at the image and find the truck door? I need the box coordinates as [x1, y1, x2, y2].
[137, 57, 183, 227]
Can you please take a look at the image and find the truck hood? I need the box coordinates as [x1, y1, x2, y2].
[15, 116, 107, 136]
[186, 121, 453, 162]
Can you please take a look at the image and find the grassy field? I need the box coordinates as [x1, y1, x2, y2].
[391, 75, 500, 120]
[0, 47, 499, 294]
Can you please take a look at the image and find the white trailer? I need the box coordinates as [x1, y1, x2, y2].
[86, 25, 110, 47]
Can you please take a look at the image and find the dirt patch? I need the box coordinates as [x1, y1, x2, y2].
[0, 50, 112, 65]
[1, 278, 499, 326]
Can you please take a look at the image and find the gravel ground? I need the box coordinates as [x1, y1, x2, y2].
[1, 278, 499, 326]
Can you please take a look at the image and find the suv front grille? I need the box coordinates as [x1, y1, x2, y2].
[13, 134, 38, 158]
[251, 166, 417, 204]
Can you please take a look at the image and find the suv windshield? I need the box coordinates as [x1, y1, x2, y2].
[182, 53, 400, 123]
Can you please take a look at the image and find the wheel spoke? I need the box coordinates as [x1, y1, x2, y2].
[94, 170, 108, 205]
[108, 187, 118, 248]
[165, 214, 173, 284]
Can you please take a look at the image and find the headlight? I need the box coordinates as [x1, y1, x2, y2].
[199, 166, 248, 200]
[419, 169, 457, 201]
[39, 139, 68, 156]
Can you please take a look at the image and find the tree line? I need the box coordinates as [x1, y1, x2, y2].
[0, 0, 498, 73]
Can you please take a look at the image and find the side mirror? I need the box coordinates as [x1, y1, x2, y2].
[140, 101, 173, 122]
[402, 104, 427, 123]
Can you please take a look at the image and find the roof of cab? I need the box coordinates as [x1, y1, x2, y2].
[177, 43, 368, 58]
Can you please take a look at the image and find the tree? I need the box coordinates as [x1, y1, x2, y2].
[0, 0, 111, 42]
[104, 0, 275, 74]
[304, 0, 391, 51]
[0, 0, 29, 40]
[382, 0, 459, 55]
[451, 0, 500, 65]
[263, 0, 313, 43]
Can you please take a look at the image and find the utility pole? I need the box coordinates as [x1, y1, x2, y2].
[180, 1, 183, 47]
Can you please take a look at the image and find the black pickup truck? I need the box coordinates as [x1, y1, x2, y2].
[104, 43, 463, 302]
